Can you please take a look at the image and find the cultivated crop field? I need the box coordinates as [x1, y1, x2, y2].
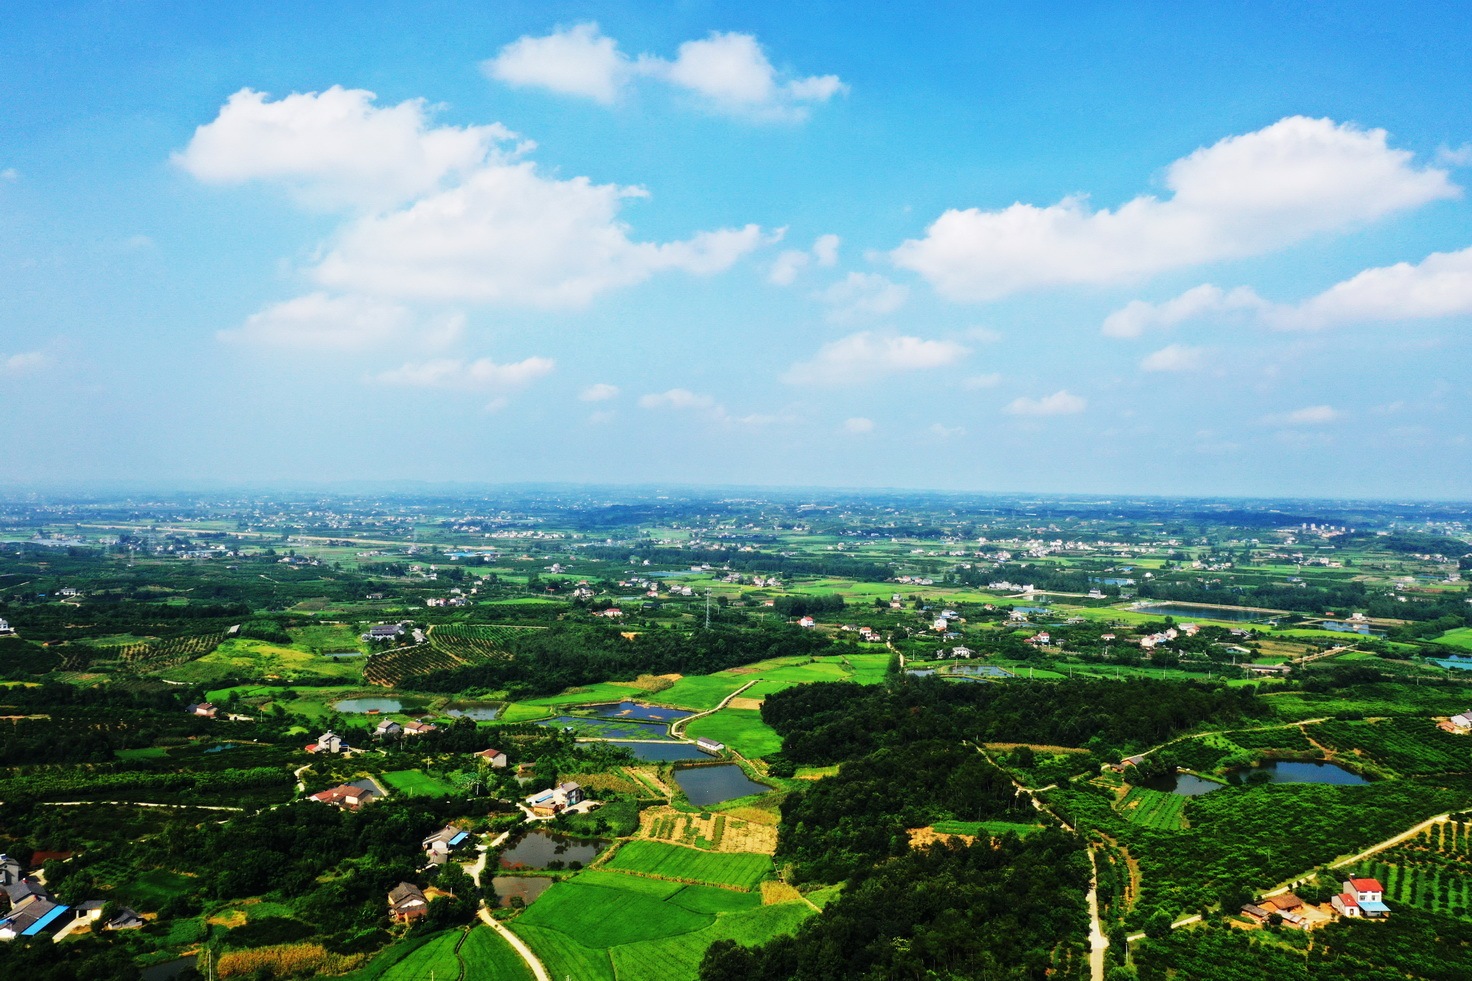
[364, 645, 466, 687]
[460, 925, 534, 981]
[380, 769, 460, 796]
[685, 709, 782, 758]
[1117, 787, 1188, 830]
[638, 806, 778, 854]
[166, 638, 361, 684]
[1363, 819, 1472, 919]
[427, 622, 528, 660]
[608, 902, 814, 981]
[379, 930, 462, 981]
[510, 868, 810, 981]
[603, 841, 772, 890]
[1312, 718, 1472, 776]
[107, 631, 230, 670]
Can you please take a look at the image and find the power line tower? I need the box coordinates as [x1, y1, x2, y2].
[704, 589, 712, 629]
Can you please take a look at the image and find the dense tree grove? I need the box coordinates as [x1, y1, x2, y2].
[1131, 912, 1472, 980]
[701, 831, 1089, 981]
[413, 622, 832, 697]
[776, 739, 1037, 882]
[761, 676, 1268, 764]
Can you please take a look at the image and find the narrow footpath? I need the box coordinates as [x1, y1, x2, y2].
[469, 827, 550, 981]
[977, 743, 1102, 979]
[669, 680, 757, 739]
[1086, 848, 1108, 981]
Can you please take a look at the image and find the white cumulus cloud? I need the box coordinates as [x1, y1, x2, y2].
[220, 292, 463, 350]
[180, 87, 764, 312]
[312, 165, 763, 307]
[1279, 245, 1472, 329]
[2, 351, 47, 375]
[1103, 284, 1265, 338]
[484, 22, 628, 104]
[1140, 344, 1207, 372]
[484, 24, 846, 121]
[1004, 390, 1086, 416]
[579, 382, 621, 402]
[961, 372, 1002, 389]
[371, 355, 555, 395]
[769, 233, 840, 285]
[1104, 245, 1472, 334]
[175, 86, 518, 210]
[783, 332, 969, 385]
[1264, 405, 1342, 426]
[893, 116, 1458, 301]
[843, 416, 874, 434]
[638, 388, 718, 411]
[815, 272, 909, 322]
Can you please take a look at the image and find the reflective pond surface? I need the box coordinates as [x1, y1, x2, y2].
[543, 716, 677, 740]
[499, 829, 606, 870]
[493, 875, 554, 907]
[674, 765, 769, 806]
[624, 742, 710, 762]
[332, 697, 417, 713]
[1133, 603, 1272, 622]
[582, 700, 693, 723]
[1142, 760, 1368, 796]
[1139, 771, 1226, 796]
[443, 700, 502, 720]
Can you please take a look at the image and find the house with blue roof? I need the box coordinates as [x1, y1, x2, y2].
[422, 825, 473, 864]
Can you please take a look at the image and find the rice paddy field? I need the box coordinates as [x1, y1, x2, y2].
[1437, 627, 1472, 651]
[509, 866, 812, 981]
[603, 841, 773, 890]
[380, 769, 461, 797]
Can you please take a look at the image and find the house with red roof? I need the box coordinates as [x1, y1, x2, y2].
[1334, 876, 1390, 918]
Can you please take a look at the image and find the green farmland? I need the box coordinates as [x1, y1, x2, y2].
[510, 867, 811, 981]
[603, 841, 773, 890]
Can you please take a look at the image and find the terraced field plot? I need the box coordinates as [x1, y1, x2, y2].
[604, 840, 772, 890]
[1117, 787, 1188, 829]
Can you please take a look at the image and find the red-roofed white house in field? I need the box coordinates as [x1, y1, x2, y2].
[1334, 876, 1389, 918]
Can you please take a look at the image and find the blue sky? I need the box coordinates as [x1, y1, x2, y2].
[3, 1, 1470, 497]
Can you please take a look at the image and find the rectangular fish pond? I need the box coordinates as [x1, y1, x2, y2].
[498, 829, 607, 870]
[673, 765, 770, 807]
[541, 716, 678, 740]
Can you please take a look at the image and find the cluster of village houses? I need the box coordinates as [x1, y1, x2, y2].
[0, 854, 143, 942]
[1241, 876, 1391, 926]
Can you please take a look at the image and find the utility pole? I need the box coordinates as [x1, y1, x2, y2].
[704, 589, 711, 629]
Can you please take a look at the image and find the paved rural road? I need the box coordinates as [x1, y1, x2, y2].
[1330, 812, 1451, 870]
[1126, 913, 1202, 942]
[1259, 811, 1454, 901]
[478, 905, 550, 981]
[1087, 847, 1108, 981]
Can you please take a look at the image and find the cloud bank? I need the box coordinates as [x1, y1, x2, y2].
[485, 23, 846, 121]
[783, 332, 968, 385]
[893, 117, 1457, 301]
[1104, 245, 1472, 335]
